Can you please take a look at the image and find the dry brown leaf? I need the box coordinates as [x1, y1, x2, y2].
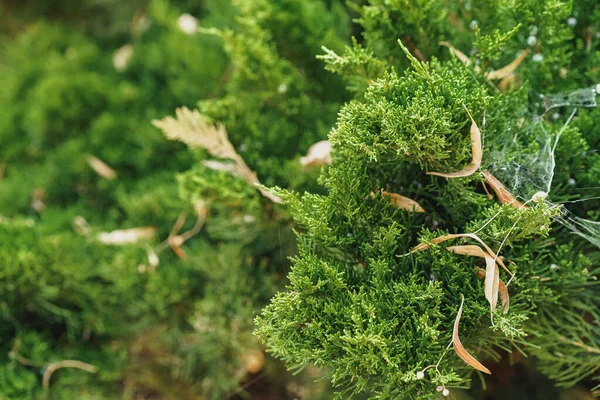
[446, 245, 489, 258]
[97, 227, 156, 245]
[474, 267, 510, 314]
[484, 256, 499, 312]
[440, 42, 529, 82]
[440, 42, 483, 74]
[448, 245, 499, 312]
[301, 140, 332, 168]
[486, 48, 530, 81]
[453, 294, 492, 375]
[481, 170, 527, 209]
[410, 233, 461, 253]
[427, 106, 482, 178]
[412, 233, 512, 278]
[153, 107, 282, 203]
[87, 155, 117, 180]
[380, 190, 425, 212]
[498, 279, 510, 314]
[497, 73, 517, 92]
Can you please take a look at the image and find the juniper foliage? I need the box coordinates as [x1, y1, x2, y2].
[256, 0, 600, 398]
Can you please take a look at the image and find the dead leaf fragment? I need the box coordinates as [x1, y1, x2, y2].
[440, 42, 529, 82]
[380, 190, 425, 212]
[87, 155, 117, 180]
[301, 140, 332, 168]
[484, 256, 499, 312]
[486, 48, 530, 81]
[453, 294, 491, 375]
[448, 246, 500, 313]
[475, 266, 510, 314]
[446, 245, 489, 258]
[498, 279, 510, 314]
[412, 233, 512, 278]
[482, 170, 526, 209]
[427, 106, 482, 178]
[153, 107, 282, 203]
[440, 41, 482, 73]
[97, 227, 156, 245]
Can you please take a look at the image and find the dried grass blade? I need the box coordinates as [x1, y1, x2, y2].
[427, 106, 481, 178]
[486, 48, 530, 81]
[481, 171, 526, 209]
[484, 256, 500, 312]
[381, 190, 425, 212]
[453, 294, 492, 375]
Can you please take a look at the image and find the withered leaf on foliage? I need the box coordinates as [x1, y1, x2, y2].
[453, 294, 492, 375]
[448, 245, 500, 313]
[97, 227, 156, 245]
[484, 255, 500, 312]
[411, 233, 513, 278]
[153, 107, 282, 203]
[87, 155, 117, 180]
[486, 48, 530, 81]
[427, 106, 482, 178]
[482, 170, 527, 209]
[474, 266, 510, 314]
[440, 41, 530, 82]
[380, 190, 425, 212]
[301, 140, 332, 168]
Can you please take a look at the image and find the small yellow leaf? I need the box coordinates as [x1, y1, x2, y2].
[453, 295, 491, 375]
[427, 106, 481, 178]
[380, 190, 425, 212]
[486, 48, 530, 81]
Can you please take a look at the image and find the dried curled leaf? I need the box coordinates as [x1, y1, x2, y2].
[87, 155, 117, 180]
[411, 233, 513, 278]
[448, 245, 499, 312]
[427, 106, 481, 178]
[484, 256, 499, 312]
[482, 170, 526, 209]
[475, 266, 510, 314]
[380, 190, 425, 212]
[486, 48, 530, 81]
[498, 279, 510, 314]
[301, 140, 332, 168]
[97, 227, 156, 245]
[453, 294, 492, 375]
[446, 245, 489, 258]
[440, 41, 482, 73]
[440, 41, 529, 82]
[153, 107, 282, 203]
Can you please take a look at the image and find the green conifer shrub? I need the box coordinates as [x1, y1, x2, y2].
[0, 0, 353, 398]
[256, 0, 600, 398]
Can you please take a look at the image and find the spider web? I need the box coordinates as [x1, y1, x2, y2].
[484, 84, 600, 249]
